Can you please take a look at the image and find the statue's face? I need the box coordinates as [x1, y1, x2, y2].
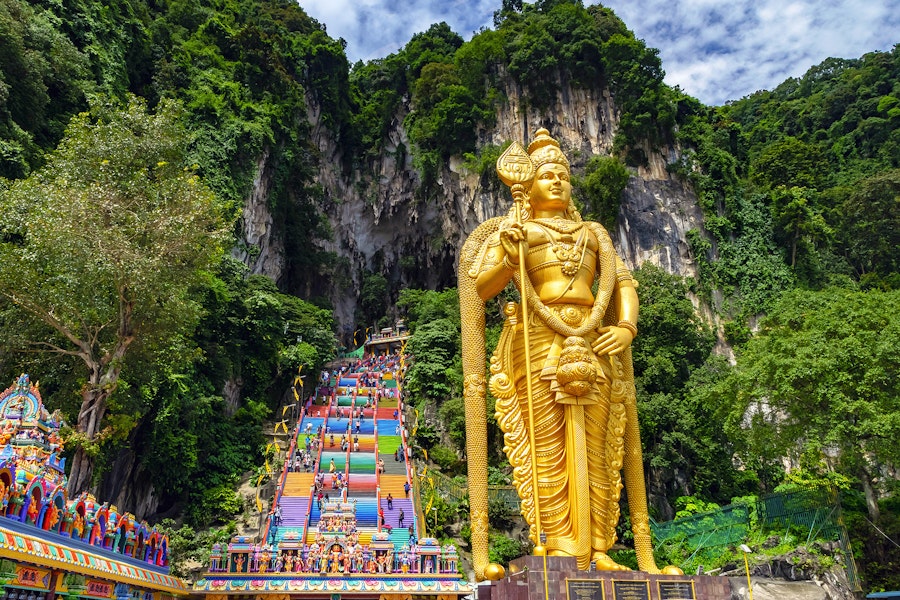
[529, 163, 571, 211]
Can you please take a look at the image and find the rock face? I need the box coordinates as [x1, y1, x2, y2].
[617, 176, 705, 279]
[234, 149, 285, 279]
[729, 577, 830, 600]
[239, 71, 708, 331]
[725, 547, 858, 600]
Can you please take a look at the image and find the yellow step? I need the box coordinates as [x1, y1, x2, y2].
[282, 473, 316, 496]
[379, 475, 410, 496]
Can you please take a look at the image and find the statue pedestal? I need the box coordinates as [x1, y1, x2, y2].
[476, 556, 731, 600]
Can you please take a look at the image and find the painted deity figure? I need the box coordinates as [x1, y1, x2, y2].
[26, 498, 39, 524]
[258, 548, 271, 573]
[72, 511, 85, 538]
[46, 502, 60, 530]
[461, 129, 680, 580]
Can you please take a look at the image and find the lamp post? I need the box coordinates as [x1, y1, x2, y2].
[431, 507, 438, 536]
[739, 544, 754, 600]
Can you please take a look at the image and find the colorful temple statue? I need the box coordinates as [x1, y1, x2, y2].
[459, 130, 681, 580]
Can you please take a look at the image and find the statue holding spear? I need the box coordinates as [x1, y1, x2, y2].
[459, 129, 679, 580]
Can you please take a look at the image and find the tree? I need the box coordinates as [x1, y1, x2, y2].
[404, 318, 461, 404]
[0, 95, 230, 493]
[627, 264, 748, 511]
[573, 154, 630, 230]
[722, 287, 900, 523]
[359, 272, 389, 327]
[835, 168, 900, 283]
[397, 288, 460, 330]
[0, 0, 92, 177]
[751, 136, 828, 190]
[769, 185, 831, 268]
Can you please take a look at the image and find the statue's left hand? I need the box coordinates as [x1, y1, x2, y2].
[592, 326, 634, 356]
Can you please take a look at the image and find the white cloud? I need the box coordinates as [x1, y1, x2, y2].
[296, 0, 899, 105]
[298, 0, 497, 61]
[601, 0, 899, 103]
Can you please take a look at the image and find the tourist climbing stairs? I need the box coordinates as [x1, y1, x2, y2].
[375, 393, 415, 547]
[207, 348, 470, 596]
[270, 403, 326, 543]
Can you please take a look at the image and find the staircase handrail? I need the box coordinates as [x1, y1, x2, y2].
[342, 391, 355, 502]
[374, 387, 382, 532]
[410, 458, 425, 539]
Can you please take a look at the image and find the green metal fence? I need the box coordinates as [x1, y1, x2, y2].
[652, 504, 752, 551]
[427, 470, 521, 512]
[651, 486, 860, 591]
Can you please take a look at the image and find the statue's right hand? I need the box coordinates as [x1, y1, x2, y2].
[499, 223, 526, 265]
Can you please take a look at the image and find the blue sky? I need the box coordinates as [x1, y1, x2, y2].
[296, 0, 898, 106]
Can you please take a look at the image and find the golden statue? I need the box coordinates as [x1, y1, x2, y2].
[460, 129, 679, 580]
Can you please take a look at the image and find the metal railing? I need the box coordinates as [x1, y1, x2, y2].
[651, 486, 860, 591]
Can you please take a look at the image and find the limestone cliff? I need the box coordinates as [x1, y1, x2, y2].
[236, 70, 708, 331]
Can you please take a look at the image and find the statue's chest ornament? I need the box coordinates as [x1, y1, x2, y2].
[535, 219, 587, 277]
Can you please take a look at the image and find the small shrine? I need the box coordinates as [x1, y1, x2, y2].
[0, 375, 188, 600]
[316, 501, 357, 538]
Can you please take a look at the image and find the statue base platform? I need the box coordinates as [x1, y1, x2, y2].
[476, 556, 730, 599]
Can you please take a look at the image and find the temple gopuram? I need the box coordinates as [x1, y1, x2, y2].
[0, 375, 188, 600]
[193, 353, 471, 599]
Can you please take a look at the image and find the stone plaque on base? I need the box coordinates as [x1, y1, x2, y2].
[613, 579, 650, 600]
[476, 556, 730, 600]
[567, 579, 606, 600]
[658, 580, 696, 599]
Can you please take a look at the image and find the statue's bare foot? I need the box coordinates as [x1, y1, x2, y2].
[661, 565, 684, 575]
[592, 552, 630, 571]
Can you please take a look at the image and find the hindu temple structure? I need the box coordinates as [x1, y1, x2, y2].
[193, 353, 471, 599]
[0, 375, 187, 600]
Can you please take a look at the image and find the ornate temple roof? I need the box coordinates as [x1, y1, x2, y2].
[0, 375, 185, 596]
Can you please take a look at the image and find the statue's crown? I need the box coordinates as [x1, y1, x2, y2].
[527, 128, 570, 173]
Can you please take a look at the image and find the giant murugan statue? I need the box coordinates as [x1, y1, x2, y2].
[460, 129, 678, 580]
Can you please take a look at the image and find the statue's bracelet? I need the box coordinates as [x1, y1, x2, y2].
[503, 256, 518, 271]
[617, 320, 638, 337]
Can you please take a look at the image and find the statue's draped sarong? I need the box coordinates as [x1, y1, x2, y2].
[491, 304, 628, 569]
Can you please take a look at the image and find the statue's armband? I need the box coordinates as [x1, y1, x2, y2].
[472, 232, 514, 301]
[615, 256, 635, 288]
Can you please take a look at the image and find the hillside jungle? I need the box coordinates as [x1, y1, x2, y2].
[0, 0, 897, 589]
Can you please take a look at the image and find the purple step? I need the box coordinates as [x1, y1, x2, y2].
[278, 497, 310, 527]
[379, 499, 413, 529]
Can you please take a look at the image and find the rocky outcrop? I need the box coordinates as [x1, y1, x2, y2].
[724, 546, 858, 600]
[96, 440, 160, 520]
[617, 176, 704, 279]
[234, 148, 285, 281]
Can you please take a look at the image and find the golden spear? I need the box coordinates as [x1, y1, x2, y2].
[495, 142, 545, 555]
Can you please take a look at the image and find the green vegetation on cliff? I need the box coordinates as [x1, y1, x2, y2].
[675, 47, 900, 311]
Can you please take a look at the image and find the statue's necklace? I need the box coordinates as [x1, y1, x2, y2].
[534, 219, 587, 276]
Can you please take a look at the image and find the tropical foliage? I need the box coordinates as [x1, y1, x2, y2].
[0, 96, 230, 493]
